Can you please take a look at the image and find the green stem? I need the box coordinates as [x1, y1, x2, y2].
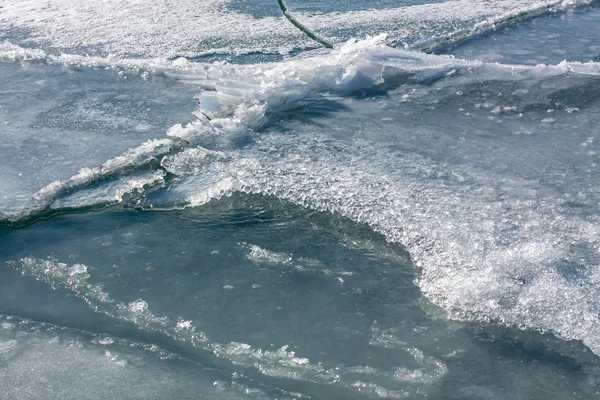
[277, 0, 333, 49]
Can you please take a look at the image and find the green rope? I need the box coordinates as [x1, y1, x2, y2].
[277, 0, 333, 49]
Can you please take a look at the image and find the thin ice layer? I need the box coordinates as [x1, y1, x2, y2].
[7, 196, 600, 398]
[11, 255, 441, 397]
[0, 315, 277, 400]
[181, 35, 600, 134]
[6, 206, 600, 399]
[0, 60, 196, 222]
[149, 39, 600, 356]
[159, 125, 600, 352]
[2, 31, 600, 362]
[446, 4, 600, 64]
[0, 0, 591, 58]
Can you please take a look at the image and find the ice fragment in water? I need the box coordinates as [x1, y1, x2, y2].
[129, 300, 149, 313]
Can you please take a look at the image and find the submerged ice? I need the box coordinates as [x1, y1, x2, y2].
[0, 315, 279, 400]
[5, 203, 600, 399]
[2, 0, 600, 398]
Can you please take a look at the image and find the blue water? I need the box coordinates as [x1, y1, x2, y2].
[1, 0, 600, 399]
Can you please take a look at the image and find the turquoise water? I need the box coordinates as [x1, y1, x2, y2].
[1, 0, 600, 399]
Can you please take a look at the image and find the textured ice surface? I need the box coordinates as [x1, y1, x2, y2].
[3, 205, 600, 399]
[0, 0, 591, 58]
[142, 37, 600, 358]
[0, 315, 276, 400]
[2, 1, 600, 398]
[229, 0, 448, 17]
[2, 32, 600, 356]
[0, 61, 196, 222]
[446, 4, 600, 64]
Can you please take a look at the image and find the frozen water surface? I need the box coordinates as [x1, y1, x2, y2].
[445, 4, 600, 64]
[0, 315, 269, 400]
[0, 61, 197, 221]
[1, 0, 600, 398]
[228, 0, 448, 18]
[2, 201, 600, 399]
[0, 0, 588, 57]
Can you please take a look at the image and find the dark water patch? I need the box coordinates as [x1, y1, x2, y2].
[228, 0, 446, 18]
